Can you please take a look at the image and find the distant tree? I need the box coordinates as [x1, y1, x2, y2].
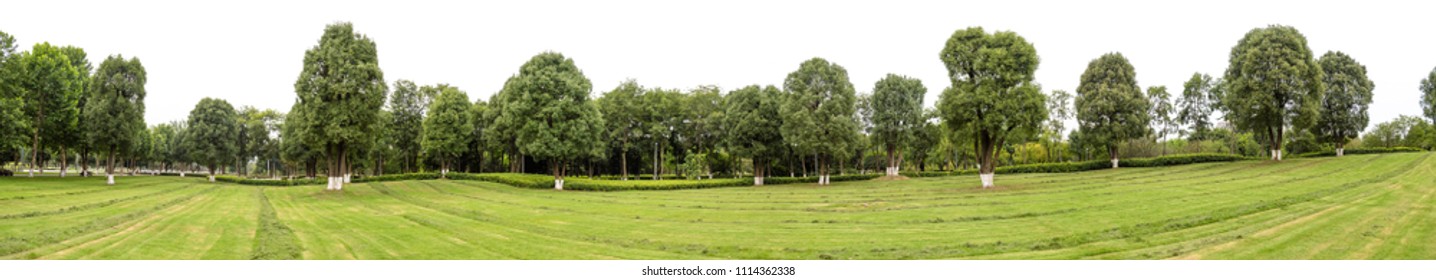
[1044, 90, 1073, 161]
[1178, 73, 1220, 140]
[781, 57, 858, 185]
[505, 52, 607, 189]
[485, 81, 524, 173]
[640, 87, 683, 179]
[84, 55, 147, 185]
[1420, 67, 1436, 124]
[1148, 86, 1176, 155]
[1223, 25, 1324, 161]
[597, 79, 645, 180]
[906, 112, 939, 172]
[13, 43, 86, 177]
[936, 27, 1047, 188]
[293, 22, 387, 190]
[723, 85, 785, 185]
[870, 74, 926, 176]
[184, 98, 238, 182]
[388, 80, 430, 173]
[421, 86, 472, 178]
[280, 103, 319, 179]
[466, 100, 492, 173]
[1363, 115, 1428, 149]
[149, 122, 177, 173]
[1313, 51, 1374, 157]
[682, 85, 724, 179]
[1075, 52, 1150, 168]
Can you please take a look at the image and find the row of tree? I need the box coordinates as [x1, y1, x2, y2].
[7, 24, 1436, 189]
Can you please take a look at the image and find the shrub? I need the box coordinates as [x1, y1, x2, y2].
[898, 153, 1253, 177]
[213, 175, 324, 186]
[763, 174, 882, 185]
[353, 173, 441, 183]
[0, 169, 12, 177]
[565, 178, 752, 191]
[446, 173, 554, 189]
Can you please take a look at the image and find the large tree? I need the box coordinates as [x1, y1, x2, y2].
[84, 55, 147, 185]
[723, 85, 785, 185]
[1222, 25, 1324, 161]
[936, 27, 1047, 188]
[1077, 53, 1150, 168]
[597, 79, 645, 180]
[870, 74, 926, 176]
[183, 98, 238, 182]
[293, 22, 387, 190]
[387, 80, 429, 173]
[421, 86, 472, 177]
[780, 58, 858, 185]
[1420, 67, 1436, 124]
[1313, 51, 1374, 156]
[0, 31, 25, 159]
[1178, 73, 1220, 140]
[13, 43, 86, 177]
[505, 52, 607, 190]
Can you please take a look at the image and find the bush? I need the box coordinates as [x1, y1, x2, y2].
[446, 172, 555, 189]
[594, 174, 687, 180]
[353, 173, 440, 183]
[0, 169, 12, 177]
[1292, 147, 1425, 158]
[213, 175, 324, 186]
[565, 178, 752, 191]
[762, 174, 882, 185]
[900, 153, 1253, 177]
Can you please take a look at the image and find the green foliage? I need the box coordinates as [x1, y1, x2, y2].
[1313, 51, 1374, 149]
[502, 52, 607, 179]
[781, 57, 859, 179]
[1223, 25, 1324, 155]
[388, 80, 430, 172]
[902, 153, 1251, 177]
[184, 98, 239, 174]
[936, 27, 1047, 177]
[1362, 115, 1430, 149]
[1292, 147, 1424, 158]
[723, 85, 785, 178]
[12, 43, 86, 168]
[83, 55, 147, 175]
[421, 86, 472, 172]
[293, 22, 387, 179]
[1420, 67, 1436, 123]
[871, 74, 927, 162]
[1076, 52, 1150, 161]
[1178, 73, 1221, 140]
[0, 31, 26, 151]
[761, 174, 882, 185]
[597, 79, 646, 177]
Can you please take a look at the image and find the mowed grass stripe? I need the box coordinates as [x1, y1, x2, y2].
[0, 184, 218, 259]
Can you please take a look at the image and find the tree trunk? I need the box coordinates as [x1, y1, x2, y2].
[1109, 145, 1120, 169]
[58, 147, 67, 177]
[29, 126, 39, 177]
[753, 159, 764, 186]
[106, 147, 116, 185]
[620, 150, 628, 181]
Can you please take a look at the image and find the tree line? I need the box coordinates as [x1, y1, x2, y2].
[4, 24, 1436, 188]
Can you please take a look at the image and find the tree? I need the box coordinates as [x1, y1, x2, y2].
[388, 80, 430, 173]
[0, 31, 26, 160]
[1148, 86, 1176, 155]
[84, 55, 147, 185]
[183, 98, 238, 182]
[780, 57, 858, 185]
[421, 86, 472, 177]
[1313, 51, 1374, 156]
[597, 79, 645, 180]
[505, 52, 607, 190]
[1223, 25, 1324, 161]
[13, 43, 85, 177]
[723, 85, 785, 185]
[466, 100, 492, 173]
[1178, 73, 1220, 140]
[1076, 53, 1150, 168]
[870, 74, 926, 176]
[280, 103, 320, 179]
[1420, 67, 1436, 124]
[682, 85, 724, 179]
[937, 27, 1047, 188]
[294, 22, 387, 191]
[1044, 90, 1073, 162]
[640, 87, 683, 179]
[149, 122, 177, 173]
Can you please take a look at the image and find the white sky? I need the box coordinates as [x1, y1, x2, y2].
[4, 0, 1433, 134]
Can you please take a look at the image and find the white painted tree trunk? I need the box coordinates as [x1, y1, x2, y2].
[106, 175, 115, 185]
[60, 168, 66, 177]
[980, 173, 995, 188]
[325, 177, 334, 190]
[554, 179, 564, 190]
[754, 176, 763, 186]
[343, 173, 351, 183]
[208, 175, 215, 182]
[1270, 149, 1283, 161]
[1336, 148, 1344, 157]
[1111, 158, 1119, 169]
[180, 172, 185, 177]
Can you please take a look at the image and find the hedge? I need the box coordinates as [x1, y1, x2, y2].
[900, 153, 1253, 177]
[761, 174, 883, 185]
[1292, 147, 1425, 158]
[213, 175, 324, 186]
[594, 174, 687, 180]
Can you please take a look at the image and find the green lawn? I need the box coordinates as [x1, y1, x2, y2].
[1, 152, 1433, 259]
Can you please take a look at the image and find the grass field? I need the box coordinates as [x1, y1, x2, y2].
[1, 152, 1433, 259]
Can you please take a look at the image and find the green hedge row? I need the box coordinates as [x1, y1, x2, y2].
[564, 177, 752, 191]
[213, 175, 324, 186]
[900, 153, 1253, 177]
[445, 172, 555, 189]
[594, 174, 687, 180]
[1292, 147, 1425, 158]
[353, 173, 441, 183]
[762, 174, 884, 185]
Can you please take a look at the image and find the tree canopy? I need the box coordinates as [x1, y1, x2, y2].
[936, 27, 1046, 188]
[503, 52, 607, 189]
[1314, 51, 1374, 156]
[421, 86, 472, 177]
[293, 22, 387, 190]
[184, 97, 238, 181]
[1222, 25, 1324, 160]
[723, 85, 785, 185]
[1076, 52, 1150, 168]
[870, 74, 926, 176]
[83, 54, 147, 184]
[780, 57, 858, 185]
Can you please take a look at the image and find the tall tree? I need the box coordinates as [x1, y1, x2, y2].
[466, 99, 492, 173]
[387, 80, 429, 173]
[183, 98, 238, 182]
[14, 43, 85, 177]
[1045, 90, 1073, 161]
[1313, 51, 1374, 156]
[640, 87, 683, 179]
[597, 79, 644, 180]
[936, 27, 1047, 188]
[683, 85, 724, 179]
[280, 103, 320, 179]
[780, 58, 858, 185]
[0, 31, 26, 157]
[723, 85, 785, 185]
[421, 86, 472, 177]
[505, 52, 607, 189]
[1420, 67, 1436, 124]
[1148, 86, 1176, 155]
[1178, 73, 1220, 140]
[84, 55, 146, 185]
[870, 74, 926, 176]
[1076, 53, 1150, 168]
[294, 22, 387, 190]
[1222, 25, 1324, 161]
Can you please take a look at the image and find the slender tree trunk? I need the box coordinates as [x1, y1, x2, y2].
[620, 149, 628, 181]
[29, 126, 39, 177]
[106, 147, 116, 185]
[1109, 145, 1120, 169]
